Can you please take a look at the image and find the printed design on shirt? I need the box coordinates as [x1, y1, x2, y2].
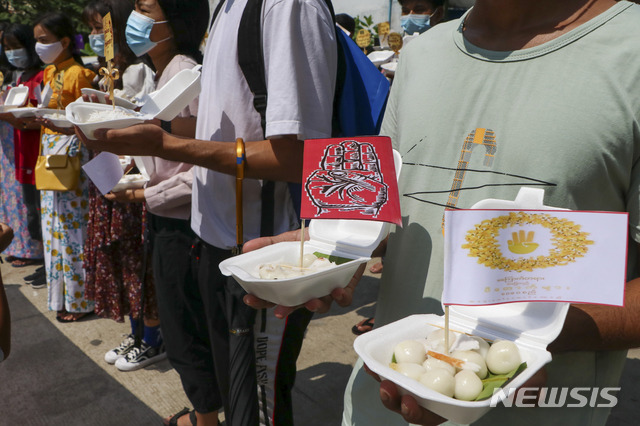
[304, 140, 388, 216]
[446, 128, 497, 211]
[401, 128, 555, 212]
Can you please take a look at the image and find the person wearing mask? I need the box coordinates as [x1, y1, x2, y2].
[33, 12, 96, 322]
[76, 0, 336, 424]
[0, 23, 45, 280]
[79, 0, 163, 371]
[399, 0, 445, 35]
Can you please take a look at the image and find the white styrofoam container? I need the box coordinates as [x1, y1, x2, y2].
[2, 85, 29, 109]
[354, 303, 569, 424]
[354, 187, 571, 424]
[112, 155, 150, 192]
[66, 65, 202, 138]
[367, 50, 394, 67]
[34, 108, 72, 128]
[80, 88, 137, 110]
[219, 150, 402, 307]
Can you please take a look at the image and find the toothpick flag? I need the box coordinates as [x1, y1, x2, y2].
[301, 136, 402, 226]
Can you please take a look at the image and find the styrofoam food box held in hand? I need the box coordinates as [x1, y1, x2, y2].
[66, 103, 150, 139]
[35, 108, 72, 128]
[67, 65, 202, 139]
[80, 88, 137, 110]
[355, 187, 571, 423]
[354, 303, 570, 424]
[219, 150, 402, 307]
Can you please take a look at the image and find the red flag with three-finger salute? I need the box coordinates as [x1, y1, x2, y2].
[301, 137, 402, 226]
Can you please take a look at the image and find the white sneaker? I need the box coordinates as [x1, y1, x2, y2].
[115, 340, 166, 371]
[104, 334, 136, 364]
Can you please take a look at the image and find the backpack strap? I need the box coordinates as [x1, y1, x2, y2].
[237, 0, 337, 236]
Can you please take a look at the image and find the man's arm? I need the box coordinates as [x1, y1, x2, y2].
[77, 125, 305, 183]
[549, 276, 640, 353]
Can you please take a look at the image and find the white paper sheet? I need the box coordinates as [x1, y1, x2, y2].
[82, 152, 124, 195]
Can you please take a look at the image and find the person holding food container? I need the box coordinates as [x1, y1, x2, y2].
[337, 1, 640, 426]
[0, 23, 45, 276]
[75, 0, 337, 424]
[33, 12, 96, 323]
[79, 0, 165, 374]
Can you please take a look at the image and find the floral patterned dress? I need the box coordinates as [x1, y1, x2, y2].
[0, 121, 43, 260]
[40, 58, 95, 313]
[84, 170, 156, 322]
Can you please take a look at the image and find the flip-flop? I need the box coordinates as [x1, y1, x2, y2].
[164, 407, 196, 426]
[352, 317, 375, 335]
[56, 311, 95, 323]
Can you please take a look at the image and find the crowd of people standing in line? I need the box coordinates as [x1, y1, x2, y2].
[3, 1, 640, 426]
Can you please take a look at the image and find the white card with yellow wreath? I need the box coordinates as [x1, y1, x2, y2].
[443, 205, 628, 307]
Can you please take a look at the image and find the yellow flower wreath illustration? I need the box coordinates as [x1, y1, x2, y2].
[461, 212, 594, 272]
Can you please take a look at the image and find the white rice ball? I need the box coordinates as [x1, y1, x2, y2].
[422, 356, 456, 376]
[452, 350, 488, 379]
[485, 340, 521, 375]
[391, 362, 427, 380]
[418, 368, 455, 397]
[454, 370, 484, 401]
[394, 340, 427, 364]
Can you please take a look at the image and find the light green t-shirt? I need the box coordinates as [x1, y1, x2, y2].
[343, 2, 640, 426]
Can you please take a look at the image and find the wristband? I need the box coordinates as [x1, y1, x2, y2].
[160, 120, 172, 133]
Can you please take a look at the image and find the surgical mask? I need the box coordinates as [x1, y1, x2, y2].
[89, 33, 105, 57]
[125, 10, 170, 57]
[35, 41, 64, 64]
[6, 48, 30, 69]
[401, 13, 432, 35]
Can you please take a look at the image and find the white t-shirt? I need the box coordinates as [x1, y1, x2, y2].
[191, 0, 337, 248]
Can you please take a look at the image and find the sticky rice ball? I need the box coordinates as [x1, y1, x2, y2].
[454, 370, 484, 401]
[451, 350, 488, 379]
[391, 362, 427, 380]
[418, 368, 455, 397]
[394, 340, 427, 364]
[422, 356, 456, 376]
[485, 340, 521, 375]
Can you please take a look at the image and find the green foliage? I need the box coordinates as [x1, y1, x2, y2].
[0, 0, 89, 33]
[353, 15, 378, 46]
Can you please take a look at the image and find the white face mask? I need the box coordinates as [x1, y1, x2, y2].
[6, 48, 30, 69]
[35, 41, 64, 64]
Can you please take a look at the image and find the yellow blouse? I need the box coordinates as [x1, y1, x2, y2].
[42, 57, 96, 135]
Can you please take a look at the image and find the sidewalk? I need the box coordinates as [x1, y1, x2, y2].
[1, 257, 638, 425]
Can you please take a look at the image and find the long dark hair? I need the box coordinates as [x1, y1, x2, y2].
[3, 23, 43, 72]
[82, 0, 140, 86]
[157, 0, 209, 63]
[33, 12, 83, 65]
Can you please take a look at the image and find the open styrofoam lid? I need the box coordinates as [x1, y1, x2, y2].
[447, 187, 571, 347]
[5, 85, 29, 107]
[309, 150, 402, 258]
[139, 65, 202, 121]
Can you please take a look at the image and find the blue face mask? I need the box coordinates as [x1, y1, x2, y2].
[6, 48, 30, 69]
[401, 13, 432, 35]
[125, 10, 170, 57]
[89, 33, 105, 57]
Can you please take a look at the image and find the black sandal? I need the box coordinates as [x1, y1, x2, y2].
[352, 317, 375, 335]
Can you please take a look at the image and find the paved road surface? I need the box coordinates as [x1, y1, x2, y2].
[0, 257, 637, 425]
